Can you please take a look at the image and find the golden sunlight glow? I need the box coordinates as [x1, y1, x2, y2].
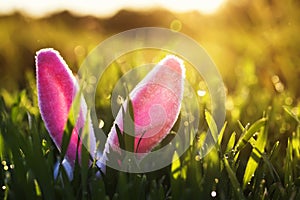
[159, 0, 226, 14]
[0, 0, 227, 17]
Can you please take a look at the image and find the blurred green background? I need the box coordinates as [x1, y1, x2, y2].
[1, 1, 299, 95]
[0, 0, 299, 126]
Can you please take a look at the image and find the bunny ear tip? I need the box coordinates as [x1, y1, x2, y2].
[160, 55, 185, 75]
[36, 48, 62, 64]
[36, 48, 56, 55]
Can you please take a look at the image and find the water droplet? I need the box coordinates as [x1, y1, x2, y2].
[211, 191, 217, 197]
[99, 119, 105, 129]
[42, 139, 47, 147]
[197, 90, 206, 97]
[2, 185, 6, 190]
[195, 155, 201, 161]
[117, 95, 124, 105]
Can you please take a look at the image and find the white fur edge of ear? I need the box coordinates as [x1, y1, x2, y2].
[159, 54, 186, 78]
[53, 154, 105, 181]
[54, 159, 73, 180]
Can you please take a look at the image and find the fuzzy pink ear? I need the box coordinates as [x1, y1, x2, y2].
[101, 55, 185, 163]
[36, 48, 95, 168]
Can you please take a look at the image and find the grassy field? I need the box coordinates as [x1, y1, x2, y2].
[0, 1, 300, 199]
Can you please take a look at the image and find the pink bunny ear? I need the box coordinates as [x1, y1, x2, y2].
[101, 55, 185, 164]
[36, 48, 95, 169]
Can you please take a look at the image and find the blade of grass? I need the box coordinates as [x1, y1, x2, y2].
[226, 132, 236, 152]
[284, 138, 293, 187]
[217, 121, 228, 147]
[235, 118, 267, 151]
[205, 110, 218, 144]
[60, 87, 83, 162]
[115, 124, 125, 150]
[261, 153, 281, 183]
[243, 117, 267, 188]
[123, 98, 135, 153]
[292, 130, 300, 159]
[81, 110, 92, 199]
[28, 115, 56, 199]
[223, 156, 246, 200]
[4, 120, 36, 199]
[283, 106, 299, 123]
[171, 151, 181, 179]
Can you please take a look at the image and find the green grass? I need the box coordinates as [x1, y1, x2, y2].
[0, 73, 299, 199]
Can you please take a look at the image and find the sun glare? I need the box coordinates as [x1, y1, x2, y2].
[0, 0, 226, 17]
[158, 0, 226, 14]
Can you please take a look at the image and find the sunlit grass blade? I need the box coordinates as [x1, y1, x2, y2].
[217, 121, 227, 147]
[171, 154, 180, 179]
[243, 116, 268, 188]
[292, 130, 300, 159]
[283, 105, 299, 123]
[226, 132, 236, 152]
[235, 118, 267, 151]
[237, 120, 248, 132]
[205, 110, 218, 144]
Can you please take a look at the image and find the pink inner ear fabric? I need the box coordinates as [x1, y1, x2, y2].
[36, 48, 82, 167]
[101, 55, 185, 162]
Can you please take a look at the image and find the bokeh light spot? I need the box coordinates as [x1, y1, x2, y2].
[170, 19, 182, 32]
[74, 45, 86, 57]
[211, 191, 217, 197]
